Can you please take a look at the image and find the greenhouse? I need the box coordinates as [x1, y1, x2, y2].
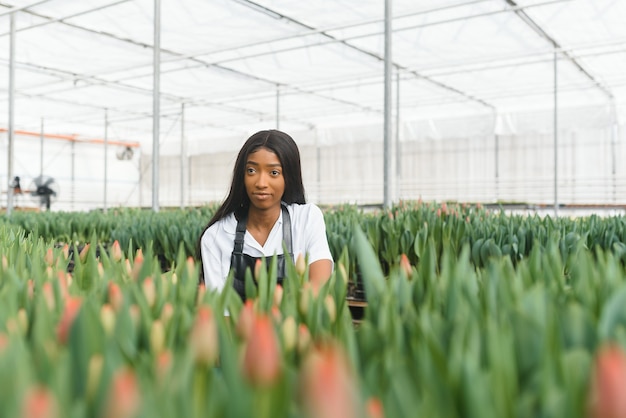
[2, 1, 626, 418]
[1, 0, 625, 213]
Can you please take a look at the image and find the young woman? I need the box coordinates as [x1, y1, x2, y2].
[198, 129, 333, 300]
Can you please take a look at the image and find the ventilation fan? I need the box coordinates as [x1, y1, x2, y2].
[116, 145, 134, 161]
[29, 175, 59, 211]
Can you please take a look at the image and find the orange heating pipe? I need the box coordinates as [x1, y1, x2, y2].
[0, 128, 141, 148]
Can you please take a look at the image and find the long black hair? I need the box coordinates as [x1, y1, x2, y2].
[196, 130, 306, 281]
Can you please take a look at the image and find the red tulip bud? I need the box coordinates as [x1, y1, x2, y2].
[57, 297, 82, 344]
[254, 258, 263, 280]
[103, 368, 141, 418]
[142, 278, 156, 308]
[21, 385, 59, 418]
[365, 397, 385, 418]
[588, 343, 626, 418]
[236, 299, 255, 340]
[42, 282, 55, 311]
[242, 315, 281, 387]
[79, 244, 90, 263]
[273, 284, 284, 307]
[300, 342, 360, 418]
[130, 250, 144, 280]
[108, 282, 124, 312]
[44, 248, 54, 266]
[399, 254, 412, 278]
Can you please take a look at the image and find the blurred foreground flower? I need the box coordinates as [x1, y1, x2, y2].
[242, 314, 281, 387]
[588, 343, 626, 418]
[103, 368, 141, 418]
[300, 342, 360, 418]
[189, 306, 219, 366]
[56, 297, 82, 344]
[21, 385, 59, 418]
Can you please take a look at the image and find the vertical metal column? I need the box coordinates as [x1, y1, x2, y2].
[395, 68, 401, 200]
[71, 140, 75, 211]
[40, 118, 44, 178]
[6, 12, 16, 216]
[276, 85, 280, 130]
[553, 48, 559, 218]
[610, 100, 618, 202]
[152, 0, 161, 212]
[383, 0, 393, 209]
[180, 103, 186, 209]
[104, 108, 109, 212]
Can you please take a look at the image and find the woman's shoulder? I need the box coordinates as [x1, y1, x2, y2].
[285, 202, 325, 221]
[201, 212, 237, 241]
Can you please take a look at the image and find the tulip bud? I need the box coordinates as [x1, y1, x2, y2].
[2, 255, 8, 269]
[399, 254, 412, 278]
[189, 306, 219, 366]
[98, 262, 104, 278]
[196, 283, 206, 306]
[61, 244, 69, 260]
[281, 316, 297, 352]
[150, 320, 166, 354]
[365, 397, 385, 418]
[588, 343, 626, 418]
[142, 278, 156, 308]
[300, 342, 360, 418]
[86, 354, 104, 400]
[254, 258, 263, 280]
[160, 303, 174, 327]
[103, 368, 141, 418]
[44, 248, 54, 266]
[171, 272, 178, 285]
[129, 304, 141, 330]
[17, 308, 29, 336]
[297, 324, 312, 354]
[271, 305, 282, 323]
[273, 284, 284, 307]
[124, 259, 132, 276]
[21, 385, 59, 418]
[108, 282, 124, 312]
[27, 279, 34, 300]
[100, 304, 116, 336]
[242, 315, 281, 387]
[79, 244, 90, 263]
[110, 240, 123, 262]
[42, 282, 55, 311]
[57, 271, 69, 299]
[236, 299, 255, 340]
[295, 253, 306, 276]
[57, 297, 82, 344]
[130, 251, 144, 281]
[46, 266, 54, 280]
[0, 332, 8, 354]
[155, 350, 173, 385]
[324, 295, 336, 322]
[337, 263, 348, 287]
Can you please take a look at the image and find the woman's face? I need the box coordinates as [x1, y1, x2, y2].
[244, 147, 285, 212]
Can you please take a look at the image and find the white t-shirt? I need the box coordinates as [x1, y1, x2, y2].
[200, 203, 333, 292]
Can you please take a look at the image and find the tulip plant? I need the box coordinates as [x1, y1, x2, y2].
[3, 203, 626, 418]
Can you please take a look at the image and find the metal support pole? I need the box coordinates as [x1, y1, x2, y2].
[71, 140, 75, 211]
[6, 12, 16, 216]
[180, 103, 185, 209]
[610, 100, 618, 203]
[276, 85, 280, 130]
[104, 108, 109, 212]
[40, 118, 44, 178]
[152, 0, 161, 212]
[553, 47, 559, 218]
[383, 0, 392, 209]
[395, 67, 401, 200]
[495, 133, 500, 202]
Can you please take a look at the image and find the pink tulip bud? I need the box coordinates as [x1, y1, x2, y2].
[0, 332, 9, 354]
[44, 248, 54, 266]
[160, 302, 174, 327]
[45, 266, 54, 280]
[588, 344, 626, 418]
[273, 284, 284, 307]
[297, 324, 312, 354]
[42, 282, 55, 311]
[142, 278, 156, 308]
[155, 350, 173, 385]
[57, 271, 69, 299]
[108, 282, 124, 312]
[57, 297, 82, 344]
[300, 342, 360, 418]
[27, 279, 34, 300]
[189, 306, 219, 366]
[365, 397, 385, 418]
[242, 315, 281, 387]
[124, 259, 132, 276]
[61, 244, 69, 260]
[103, 368, 141, 418]
[254, 258, 263, 280]
[236, 299, 255, 340]
[399, 254, 412, 278]
[79, 244, 90, 263]
[21, 385, 59, 418]
[196, 283, 206, 306]
[110, 240, 123, 262]
[130, 250, 144, 281]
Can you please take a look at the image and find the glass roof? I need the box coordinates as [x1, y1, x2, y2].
[1, 0, 625, 152]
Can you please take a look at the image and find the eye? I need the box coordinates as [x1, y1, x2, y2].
[270, 170, 281, 176]
[246, 167, 256, 174]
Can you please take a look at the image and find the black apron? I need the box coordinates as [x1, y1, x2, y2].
[231, 205, 293, 301]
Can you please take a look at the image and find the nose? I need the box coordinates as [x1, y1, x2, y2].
[255, 172, 269, 188]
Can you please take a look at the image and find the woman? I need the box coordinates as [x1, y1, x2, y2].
[198, 130, 333, 300]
